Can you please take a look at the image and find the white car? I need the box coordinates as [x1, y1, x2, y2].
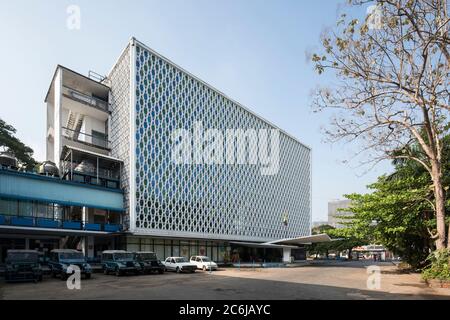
[190, 256, 218, 271]
[162, 257, 197, 273]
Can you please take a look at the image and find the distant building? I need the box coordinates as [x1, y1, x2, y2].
[312, 221, 329, 228]
[328, 199, 353, 228]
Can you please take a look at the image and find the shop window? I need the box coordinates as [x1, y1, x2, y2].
[172, 245, 180, 257]
[180, 242, 189, 258]
[127, 244, 139, 252]
[66, 206, 82, 221]
[212, 245, 218, 261]
[0, 198, 18, 216]
[141, 238, 153, 252]
[18, 200, 33, 217]
[54, 205, 65, 221]
[154, 244, 165, 260]
[127, 237, 140, 246]
[218, 246, 226, 263]
[93, 208, 107, 224]
[35, 202, 53, 219]
[190, 240, 198, 256]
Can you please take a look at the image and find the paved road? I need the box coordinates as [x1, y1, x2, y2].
[1, 261, 449, 300]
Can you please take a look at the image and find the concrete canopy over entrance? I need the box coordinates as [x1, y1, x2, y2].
[264, 233, 332, 246]
[229, 241, 298, 249]
[260, 234, 331, 263]
[229, 235, 332, 264]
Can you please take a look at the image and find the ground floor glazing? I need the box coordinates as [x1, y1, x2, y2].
[0, 234, 303, 264]
[120, 236, 289, 263]
[0, 234, 118, 263]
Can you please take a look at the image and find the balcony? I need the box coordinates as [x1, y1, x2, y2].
[62, 86, 109, 113]
[68, 170, 120, 189]
[0, 215, 122, 233]
[62, 127, 109, 151]
[0, 176, 123, 234]
[61, 146, 122, 190]
[0, 167, 124, 212]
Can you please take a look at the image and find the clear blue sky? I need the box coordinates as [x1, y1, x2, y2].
[0, 0, 391, 222]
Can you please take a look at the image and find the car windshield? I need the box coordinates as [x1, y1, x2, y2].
[137, 253, 156, 260]
[60, 252, 84, 260]
[7, 252, 38, 262]
[175, 257, 188, 263]
[114, 253, 134, 261]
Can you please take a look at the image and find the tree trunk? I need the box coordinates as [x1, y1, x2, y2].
[431, 160, 447, 249]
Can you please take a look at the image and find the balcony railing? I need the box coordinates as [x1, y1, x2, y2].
[62, 127, 109, 150]
[0, 215, 122, 233]
[64, 170, 120, 189]
[62, 86, 109, 112]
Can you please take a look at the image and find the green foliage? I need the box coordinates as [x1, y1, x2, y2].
[340, 174, 435, 269]
[422, 249, 450, 281]
[0, 118, 36, 169]
[326, 225, 367, 258]
[307, 224, 366, 259]
[308, 224, 336, 258]
[310, 0, 450, 267]
[335, 136, 450, 269]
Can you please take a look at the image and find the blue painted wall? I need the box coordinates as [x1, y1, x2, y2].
[0, 170, 123, 211]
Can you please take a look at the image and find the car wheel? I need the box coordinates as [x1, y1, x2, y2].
[175, 267, 180, 273]
[103, 268, 109, 275]
[60, 273, 68, 281]
[203, 265, 207, 271]
[115, 268, 121, 277]
[38, 275, 43, 282]
[85, 273, 91, 280]
[158, 269, 164, 274]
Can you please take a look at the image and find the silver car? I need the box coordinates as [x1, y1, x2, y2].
[162, 257, 197, 273]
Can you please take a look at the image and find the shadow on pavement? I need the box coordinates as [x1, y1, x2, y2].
[303, 260, 395, 269]
[1, 272, 449, 300]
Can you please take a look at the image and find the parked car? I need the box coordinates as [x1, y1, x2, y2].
[5, 250, 43, 283]
[134, 251, 165, 274]
[101, 250, 142, 276]
[162, 257, 197, 273]
[190, 256, 218, 271]
[48, 249, 92, 280]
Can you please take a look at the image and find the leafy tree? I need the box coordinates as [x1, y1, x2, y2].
[326, 223, 368, 260]
[342, 176, 435, 268]
[308, 224, 367, 259]
[309, 224, 337, 258]
[338, 135, 450, 268]
[0, 118, 36, 169]
[312, 0, 450, 249]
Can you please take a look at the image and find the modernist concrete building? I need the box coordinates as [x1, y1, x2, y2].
[0, 38, 318, 263]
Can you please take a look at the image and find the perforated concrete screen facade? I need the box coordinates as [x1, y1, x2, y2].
[108, 38, 311, 242]
[108, 44, 132, 229]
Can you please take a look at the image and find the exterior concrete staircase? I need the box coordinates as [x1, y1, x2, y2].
[64, 111, 84, 140]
